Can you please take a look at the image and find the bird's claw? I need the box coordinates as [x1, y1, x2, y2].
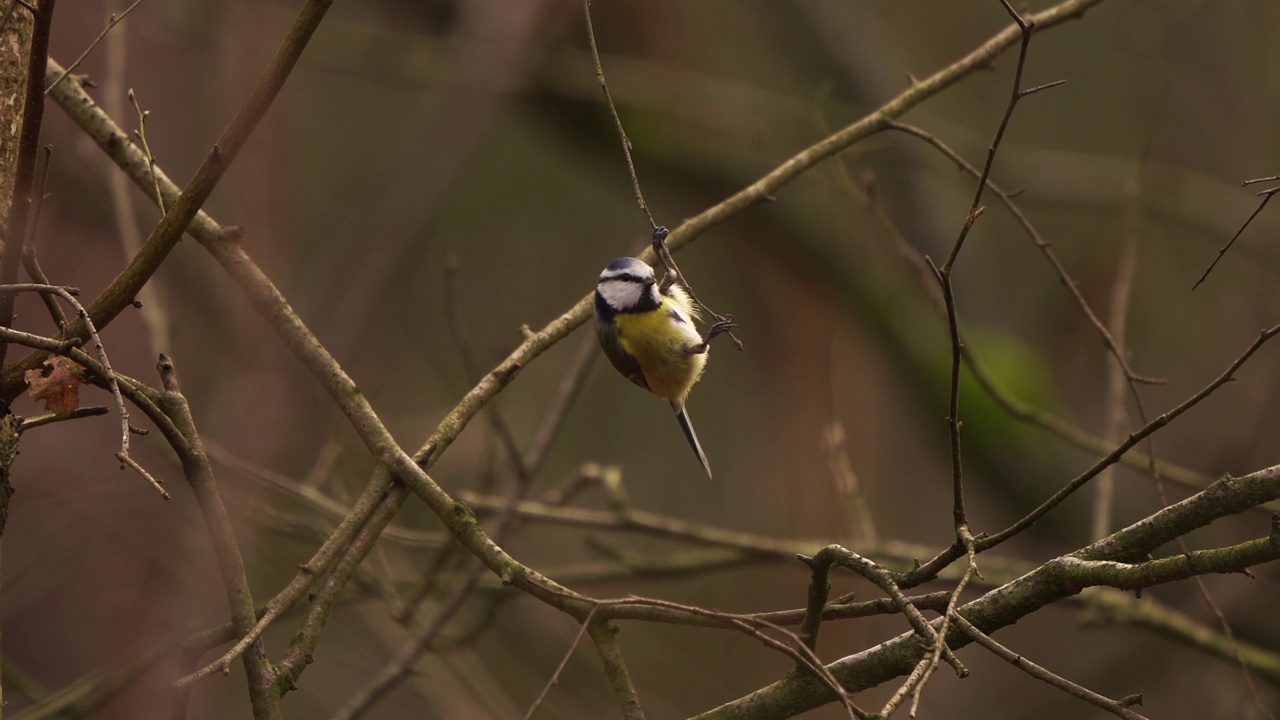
[707, 318, 738, 340]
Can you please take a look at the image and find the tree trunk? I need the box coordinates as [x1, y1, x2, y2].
[0, 4, 35, 227]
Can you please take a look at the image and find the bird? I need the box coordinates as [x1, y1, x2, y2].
[593, 257, 734, 477]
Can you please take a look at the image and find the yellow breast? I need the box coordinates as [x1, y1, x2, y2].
[614, 302, 707, 405]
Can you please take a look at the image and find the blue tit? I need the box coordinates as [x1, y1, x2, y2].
[594, 257, 729, 477]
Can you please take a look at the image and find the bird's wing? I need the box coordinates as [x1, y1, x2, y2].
[595, 316, 650, 391]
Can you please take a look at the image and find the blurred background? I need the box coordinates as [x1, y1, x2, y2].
[7, 0, 1280, 717]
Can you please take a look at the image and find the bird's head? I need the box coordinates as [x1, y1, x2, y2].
[596, 257, 659, 313]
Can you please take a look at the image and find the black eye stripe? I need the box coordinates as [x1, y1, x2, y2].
[602, 273, 649, 284]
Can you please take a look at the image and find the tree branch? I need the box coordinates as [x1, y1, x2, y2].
[692, 464, 1280, 718]
[152, 355, 278, 718]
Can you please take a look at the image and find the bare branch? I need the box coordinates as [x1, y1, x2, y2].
[981, 324, 1280, 551]
[693, 464, 1280, 719]
[522, 607, 600, 720]
[17, 404, 108, 431]
[0, 283, 167, 499]
[583, 0, 654, 228]
[587, 620, 646, 720]
[952, 614, 1148, 719]
[1194, 186, 1280, 290]
[152, 354, 278, 716]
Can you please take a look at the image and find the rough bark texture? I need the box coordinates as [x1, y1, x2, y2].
[0, 413, 17, 535]
[0, 11, 35, 716]
[0, 5, 34, 227]
[0, 412, 18, 719]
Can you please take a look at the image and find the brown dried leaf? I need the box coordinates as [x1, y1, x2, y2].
[25, 356, 85, 418]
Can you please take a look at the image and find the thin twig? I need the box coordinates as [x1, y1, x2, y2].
[18, 405, 108, 431]
[114, 451, 166, 498]
[650, 227, 744, 349]
[897, 316, 1280, 587]
[460, 490, 823, 557]
[1188, 574, 1275, 719]
[345, 457, 594, 716]
[523, 606, 601, 720]
[817, 546, 966, 678]
[18, 145, 66, 329]
[909, 527, 979, 716]
[1147, 431, 1275, 719]
[861, 169, 1264, 511]
[890, 118, 1169, 476]
[43, 0, 149, 95]
[897, 329, 1280, 586]
[887, 121, 1163, 392]
[174, 468, 397, 688]
[930, 256, 969, 532]
[23, 144, 49, 257]
[940, 2, 1045, 272]
[103, 10, 168, 355]
[127, 88, 166, 215]
[929, 0, 1062, 564]
[204, 440, 442, 549]
[0, 283, 168, 499]
[548, 593, 866, 719]
[951, 614, 1148, 719]
[0, 326, 82, 362]
[581, 1, 743, 350]
[1194, 186, 1280, 290]
[329, 563, 489, 720]
[391, 330, 597, 630]
[442, 254, 523, 473]
[396, 334, 599, 619]
[979, 324, 1280, 551]
[275, 482, 414, 688]
[337, 382, 569, 720]
[18, 247, 65, 328]
[878, 655, 932, 719]
[522, 334, 598, 472]
[583, 0, 654, 228]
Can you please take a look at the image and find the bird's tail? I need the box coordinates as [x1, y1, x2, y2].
[674, 404, 712, 478]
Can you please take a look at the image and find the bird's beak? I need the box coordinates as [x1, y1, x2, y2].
[644, 277, 656, 287]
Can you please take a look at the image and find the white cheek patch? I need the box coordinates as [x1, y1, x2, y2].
[598, 279, 643, 310]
